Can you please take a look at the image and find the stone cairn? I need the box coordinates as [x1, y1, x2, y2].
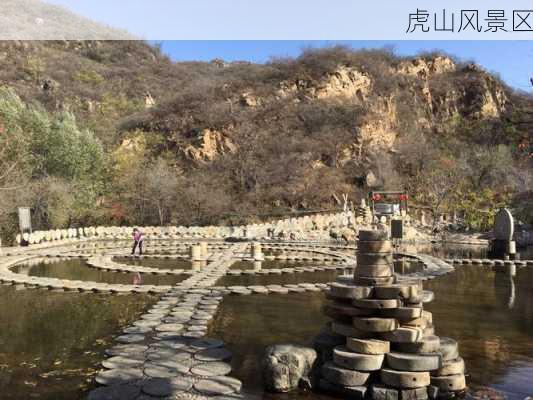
[316, 229, 466, 399]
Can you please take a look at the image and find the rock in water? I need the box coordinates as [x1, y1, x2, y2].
[262, 344, 317, 392]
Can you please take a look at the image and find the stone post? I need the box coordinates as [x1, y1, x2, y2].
[190, 244, 203, 262]
[420, 211, 427, 226]
[314, 228, 467, 397]
[252, 242, 264, 261]
[491, 208, 515, 260]
[200, 242, 209, 257]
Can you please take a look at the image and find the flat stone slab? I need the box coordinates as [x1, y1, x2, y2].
[333, 346, 385, 371]
[134, 320, 160, 328]
[115, 334, 145, 344]
[386, 352, 442, 372]
[359, 231, 388, 241]
[354, 276, 395, 286]
[346, 338, 390, 355]
[194, 347, 232, 362]
[380, 307, 423, 320]
[355, 264, 393, 278]
[321, 361, 371, 386]
[331, 322, 372, 339]
[191, 338, 224, 350]
[148, 359, 192, 374]
[395, 335, 441, 354]
[156, 338, 191, 350]
[432, 357, 465, 376]
[439, 337, 459, 361]
[371, 384, 399, 400]
[141, 377, 194, 397]
[95, 368, 143, 386]
[380, 327, 424, 343]
[155, 323, 185, 332]
[356, 252, 392, 267]
[123, 326, 151, 334]
[358, 240, 392, 253]
[102, 356, 144, 370]
[191, 361, 232, 377]
[105, 344, 147, 357]
[324, 303, 374, 318]
[144, 363, 181, 378]
[353, 317, 399, 333]
[381, 368, 430, 389]
[430, 374, 466, 391]
[194, 376, 242, 395]
[147, 348, 192, 362]
[319, 378, 367, 399]
[330, 282, 373, 300]
[352, 298, 401, 309]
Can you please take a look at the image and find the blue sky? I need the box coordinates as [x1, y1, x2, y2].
[159, 41, 533, 92]
[41, 1, 533, 91]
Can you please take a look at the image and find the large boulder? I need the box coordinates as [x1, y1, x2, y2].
[262, 344, 317, 393]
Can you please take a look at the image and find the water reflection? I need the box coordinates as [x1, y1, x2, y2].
[406, 243, 533, 260]
[0, 286, 153, 399]
[425, 266, 533, 399]
[113, 257, 196, 270]
[216, 270, 342, 287]
[13, 259, 186, 286]
[393, 258, 425, 274]
[230, 260, 335, 271]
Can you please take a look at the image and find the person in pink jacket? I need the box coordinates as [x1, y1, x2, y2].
[131, 228, 144, 255]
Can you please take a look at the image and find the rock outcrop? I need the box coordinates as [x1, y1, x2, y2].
[263, 344, 317, 393]
[184, 129, 236, 162]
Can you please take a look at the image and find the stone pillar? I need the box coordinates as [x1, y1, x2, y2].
[354, 229, 393, 284]
[491, 208, 515, 260]
[420, 211, 427, 226]
[200, 242, 209, 257]
[252, 242, 263, 261]
[314, 228, 467, 397]
[190, 244, 203, 262]
[192, 260, 205, 271]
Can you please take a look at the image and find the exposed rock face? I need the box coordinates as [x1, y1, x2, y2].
[240, 92, 259, 107]
[184, 129, 236, 162]
[358, 95, 398, 151]
[278, 66, 371, 101]
[315, 67, 371, 100]
[144, 92, 155, 108]
[330, 227, 357, 242]
[263, 344, 317, 393]
[161, 55, 510, 169]
[396, 56, 456, 78]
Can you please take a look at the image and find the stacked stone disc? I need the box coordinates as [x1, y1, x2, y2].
[317, 229, 466, 400]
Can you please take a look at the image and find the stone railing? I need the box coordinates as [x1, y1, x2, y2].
[15, 211, 355, 246]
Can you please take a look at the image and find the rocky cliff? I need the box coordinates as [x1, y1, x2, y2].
[0, 42, 530, 228]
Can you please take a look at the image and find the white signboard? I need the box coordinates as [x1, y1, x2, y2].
[18, 207, 32, 233]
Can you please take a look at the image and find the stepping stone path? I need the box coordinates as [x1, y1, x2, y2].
[90, 244, 247, 399]
[317, 229, 467, 399]
[0, 228, 488, 399]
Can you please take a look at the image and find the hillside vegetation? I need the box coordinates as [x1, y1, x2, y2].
[0, 41, 531, 242]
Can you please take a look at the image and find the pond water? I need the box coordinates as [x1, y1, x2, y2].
[411, 243, 533, 260]
[393, 258, 426, 274]
[13, 259, 186, 286]
[230, 260, 335, 271]
[216, 270, 344, 288]
[113, 257, 195, 270]
[0, 286, 154, 399]
[208, 264, 533, 399]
